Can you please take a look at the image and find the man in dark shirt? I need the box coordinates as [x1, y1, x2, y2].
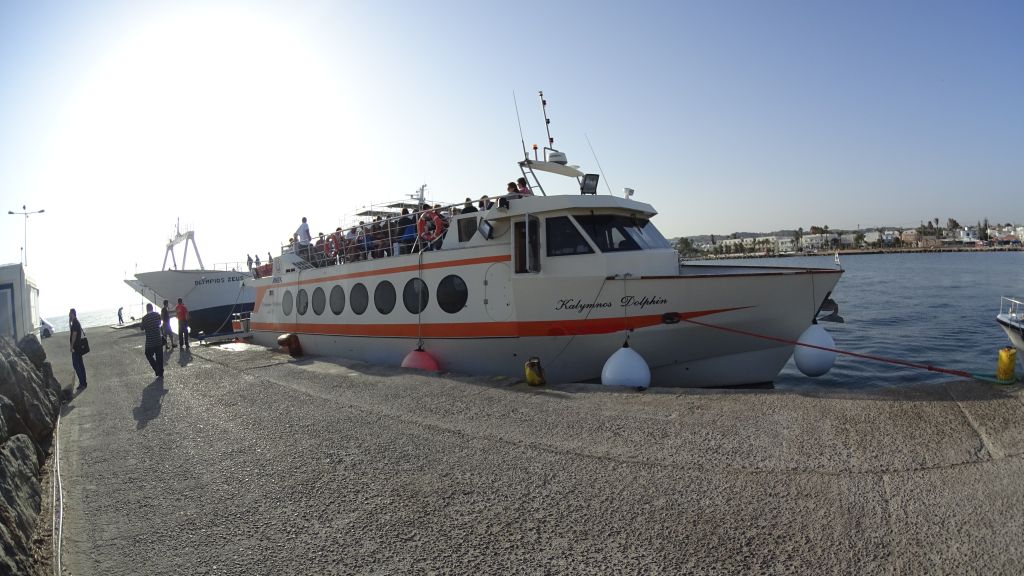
[140, 303, 164, 378]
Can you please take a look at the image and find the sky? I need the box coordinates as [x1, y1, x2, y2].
[1, 0, 1021, 316]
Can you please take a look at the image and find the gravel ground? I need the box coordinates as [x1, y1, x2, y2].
[42, 326, 1024, 575]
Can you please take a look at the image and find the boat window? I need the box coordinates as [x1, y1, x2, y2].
[374, 281, 396, 315]
[296, 289, 309, 316]
[514, 215, 541, 273]
[282, 290, 293, 316]
[546, 216, 594, 257]
[457, 217, 478, 243]
[574, 215, 671, 252]
[403, 278, 429, 314]
[351, 283, 369, 315]
[437, 274, 468, 314]
[312, 287, 326, 316]
[330, 285, 345, 315]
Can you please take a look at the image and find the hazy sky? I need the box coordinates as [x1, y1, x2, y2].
[2, 0, 1021, 316]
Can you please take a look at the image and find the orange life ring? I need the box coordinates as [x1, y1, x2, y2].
[325, 233, 340, 258]
[417, 211, 445, 243]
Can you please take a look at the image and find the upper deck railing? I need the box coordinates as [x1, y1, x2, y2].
[261, 193, 521, 276]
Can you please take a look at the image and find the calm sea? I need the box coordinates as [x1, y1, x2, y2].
[45, 252, 1022, 388]
[45, 303, 149, 334]
[724, 251, 1023, 389]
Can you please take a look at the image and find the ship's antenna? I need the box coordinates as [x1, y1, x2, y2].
[585, 133, 614, 195]
[514, 92, 528, 160]
[540, 91, 554, 160]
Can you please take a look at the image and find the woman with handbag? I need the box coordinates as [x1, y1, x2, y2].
[69, 308, 88, 390]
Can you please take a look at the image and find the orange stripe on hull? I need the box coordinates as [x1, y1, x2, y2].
[251, 307, 745, 339]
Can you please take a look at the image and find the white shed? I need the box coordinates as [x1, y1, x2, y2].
[0, 263, 41, 340]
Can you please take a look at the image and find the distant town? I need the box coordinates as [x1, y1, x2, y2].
[675, 219, 1023, 257]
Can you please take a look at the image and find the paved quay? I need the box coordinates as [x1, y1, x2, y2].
[44, 326, 1024, 575]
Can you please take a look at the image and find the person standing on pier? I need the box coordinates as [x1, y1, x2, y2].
[161, 300, 173, 350]
[176, 298, 190, 350]
[140, 304, 164, 378]
[69, 308, 87, 390]
[117, 307, 123, 325]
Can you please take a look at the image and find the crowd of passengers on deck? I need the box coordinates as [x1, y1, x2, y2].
[290, 193, 511, 269]
[249, 179, 537, 277]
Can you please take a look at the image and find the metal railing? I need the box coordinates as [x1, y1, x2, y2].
[1000, 296, 1023, 320]
[275, 194, 516, 271]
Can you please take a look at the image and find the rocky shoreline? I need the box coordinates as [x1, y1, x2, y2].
[0, 334, 63, 575]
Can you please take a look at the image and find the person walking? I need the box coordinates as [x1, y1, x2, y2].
[69, 308, 88, 390]
[140, 304, 164, 377]
[117, 307, 124, 325]
[161, 300, 174, 350]
[176, 298, 190, 350]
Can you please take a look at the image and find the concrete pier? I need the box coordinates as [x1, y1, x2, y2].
[44, 326, 1024, 575]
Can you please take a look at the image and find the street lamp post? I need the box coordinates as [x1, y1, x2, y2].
[7, 205, 45, 267]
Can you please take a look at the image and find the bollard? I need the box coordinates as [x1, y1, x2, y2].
[996, 347, 1017, 382]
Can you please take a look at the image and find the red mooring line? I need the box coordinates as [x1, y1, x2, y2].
[682, 318, 974, 379]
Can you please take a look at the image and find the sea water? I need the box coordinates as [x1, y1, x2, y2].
[44, 252, 1023, 388]
[754, 251, 1024, 389]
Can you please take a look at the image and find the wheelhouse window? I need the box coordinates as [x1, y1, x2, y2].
[574, 215, 671, 252]
[457, 217, 478, 243]
[545, 216, 594, 257]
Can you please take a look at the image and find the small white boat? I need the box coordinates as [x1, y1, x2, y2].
[997, 296, 1024, 353]
[125, 224, 256, 336]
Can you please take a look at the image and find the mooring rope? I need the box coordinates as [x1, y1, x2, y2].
[51, 409, 64, 576]
[682, 317, 978, 379]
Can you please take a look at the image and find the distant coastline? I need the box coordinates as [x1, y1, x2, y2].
[687, 245, 1022, 261]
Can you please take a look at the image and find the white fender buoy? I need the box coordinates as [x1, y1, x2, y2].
[601, 342, 650, 390]
[794, 324, 836, 377]
[401, 347, 440, 372]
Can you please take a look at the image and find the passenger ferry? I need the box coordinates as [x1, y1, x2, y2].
[247, 99, 843, 387]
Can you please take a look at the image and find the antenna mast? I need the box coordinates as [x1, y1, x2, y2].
[540, 91, 554, 161]
[514, 92, 528, 160]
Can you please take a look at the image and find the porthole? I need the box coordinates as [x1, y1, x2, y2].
[312, 286, 326, 315]
[374, 281, 396, 315]
[296, 289, 309, 316]
[330, 285, 345, 315]
[282, 290, 294, 316]
[403, 278, 429, 314]
[437, 274, 468, 314]
[351, 283, 369, 315]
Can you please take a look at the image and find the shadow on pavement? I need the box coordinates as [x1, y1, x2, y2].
[133, 377, 167, 430]
[178, 349, 193, 367]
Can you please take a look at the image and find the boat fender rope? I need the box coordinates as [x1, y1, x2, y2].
[682, 317, 976, 380]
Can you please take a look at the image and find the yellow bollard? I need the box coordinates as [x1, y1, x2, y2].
[996, 347, 1017, 382]
[525, 357, 546, 386]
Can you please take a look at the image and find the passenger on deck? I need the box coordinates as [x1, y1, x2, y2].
[345, 226, 358, 261]
[294, 217, 312, 261]
[246, 254, 253, 272]
[517, 177, 533, 196]
[479, 196, 493, 211]
[397, 208, 416, 254]
[461, 198, 477, 214]
[506, 181, 518, 198]
[252, 254, 262, 279]
[314, 232, 326, 267]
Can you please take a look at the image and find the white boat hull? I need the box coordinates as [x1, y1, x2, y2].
[997, 314, 1024, 353]
[248, 250, 841, 387]
[125, 270, 255, 335]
